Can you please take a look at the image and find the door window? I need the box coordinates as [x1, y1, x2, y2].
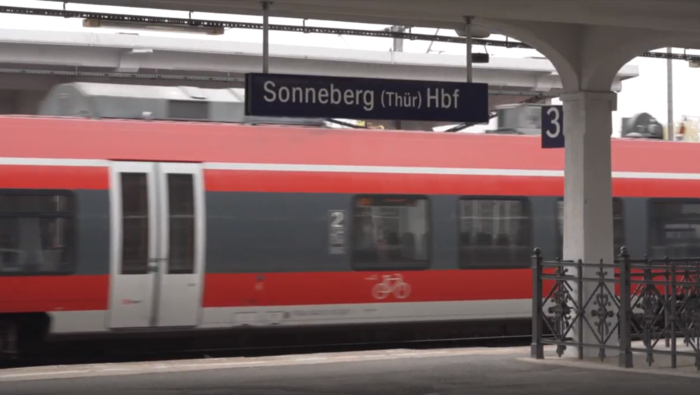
[167, 174, 196, 274]
[121, 173, 150, 275]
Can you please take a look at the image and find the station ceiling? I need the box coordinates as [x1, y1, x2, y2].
[45, 1, 700, 34]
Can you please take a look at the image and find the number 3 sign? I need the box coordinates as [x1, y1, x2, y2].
[541, 105, 564, 149]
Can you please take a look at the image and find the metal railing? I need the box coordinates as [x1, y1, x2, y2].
[531, 247, 700, 370]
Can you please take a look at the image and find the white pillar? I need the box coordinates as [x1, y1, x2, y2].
[560, 91, 618, 358]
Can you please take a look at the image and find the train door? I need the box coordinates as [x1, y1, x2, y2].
[108, 161, 206, 329]
[154, 162, 206, 327]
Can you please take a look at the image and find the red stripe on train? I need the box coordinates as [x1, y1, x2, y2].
[2, 118, 559, 169]
[206, 170, 700, 198]
[202, 270, 533, 307]
[1, 116, 700, 175]
[0, 271, 650, 314]
[1, 166, 700, 197]
[0, 270, 533, 313]
[205, 171, 565, 195]
[0, 275, 109, 312]
[0, 166, 108, 190]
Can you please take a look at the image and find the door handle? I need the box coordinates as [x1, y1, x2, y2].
[147, 258, 166, 273]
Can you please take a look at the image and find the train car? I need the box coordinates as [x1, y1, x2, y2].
[1, 83, 698, 358]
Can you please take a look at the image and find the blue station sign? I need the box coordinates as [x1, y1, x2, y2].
[244, 73, 490, 123]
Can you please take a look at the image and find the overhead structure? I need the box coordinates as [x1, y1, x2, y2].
[38, 82, 326, 126]
[82, 18, 224, 35]
[3, 4, 696, 61]
[41, 1, 700, 34]
[0, 28, 639, 126]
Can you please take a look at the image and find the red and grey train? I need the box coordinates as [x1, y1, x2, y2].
[1, 86, 699, 357]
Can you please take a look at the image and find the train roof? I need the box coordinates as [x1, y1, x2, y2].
[0, 114, 695, 177]
[37, 82, 327, 127]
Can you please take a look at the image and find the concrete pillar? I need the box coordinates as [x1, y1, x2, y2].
[560, 90, 618, 358]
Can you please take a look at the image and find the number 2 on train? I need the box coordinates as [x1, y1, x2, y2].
[330, 211, 344, 227]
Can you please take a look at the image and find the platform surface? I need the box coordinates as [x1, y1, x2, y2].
[0, 346, 698, 394]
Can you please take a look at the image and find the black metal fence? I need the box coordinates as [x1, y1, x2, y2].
[531, 247, 700, 370]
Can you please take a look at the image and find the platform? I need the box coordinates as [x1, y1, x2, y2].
[0, 345, 697, 394]
[523, 340, 700, 377]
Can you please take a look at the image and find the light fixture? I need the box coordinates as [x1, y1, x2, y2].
[454, 26, 491, 39]
[82, 18, 225, 36]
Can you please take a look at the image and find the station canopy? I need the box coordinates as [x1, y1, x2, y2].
[45, 1, 690, 32]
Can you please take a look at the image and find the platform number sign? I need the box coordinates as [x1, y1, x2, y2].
[328, 210, 346, 255]
[541, 105, 565, 149]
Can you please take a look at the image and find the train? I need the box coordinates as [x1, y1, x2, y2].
[0, 82, 696, 358]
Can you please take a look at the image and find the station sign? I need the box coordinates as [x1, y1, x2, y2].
[541, 105, 565, 149]
[245, 73, 490, 123]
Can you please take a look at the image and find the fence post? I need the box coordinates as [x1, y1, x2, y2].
[665, 265, 670, 348]
[531, 248, 544, 359]
[576, 259, 583, 360]
[618, 246, 633, 368]
[670, 258, 677, 369]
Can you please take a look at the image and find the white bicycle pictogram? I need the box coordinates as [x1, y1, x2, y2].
[372, 274, 411, 300]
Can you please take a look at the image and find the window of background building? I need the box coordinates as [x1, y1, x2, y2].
[0, 191, 76, 275]
[649, 200, 700, 258]
[458, 198, 532, 268]
[352, 195, 430, 270]
[556, 198, 625, 259]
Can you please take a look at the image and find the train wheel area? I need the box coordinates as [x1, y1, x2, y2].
[0, 309, 668, 366]
[0, 314, 50, 361]
[0, 317, 532, 367]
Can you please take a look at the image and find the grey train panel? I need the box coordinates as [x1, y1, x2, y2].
[429, 195, 460, 270]
[74, 190, 110, 275]
[70, 188, 632, 276]
[204, 192, 566, 274]
[206, 192, 352, 273]
[530, 197, 560, 261]
[205, 192, 463, 274]
[622, 198, 648, 258]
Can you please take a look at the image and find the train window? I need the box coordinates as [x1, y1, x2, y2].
[121, 173, 150, 275]
[648, 200, 700, 258]
[0, 191, 76, 275]
[555, 199, 625, 259]
[351, 195, 430, 271]
[167, 174, 195, 274]
[458, 198, 532, 268]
